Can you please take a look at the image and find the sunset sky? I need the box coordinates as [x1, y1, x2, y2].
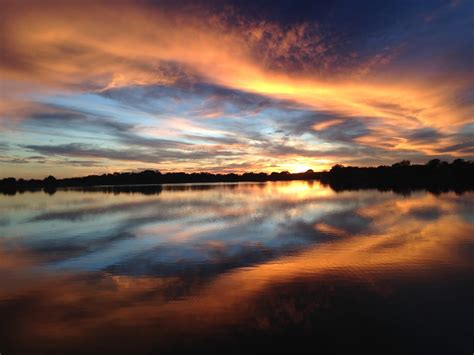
[1, 0, 473, 178]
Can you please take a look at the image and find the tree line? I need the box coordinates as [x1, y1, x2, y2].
[320, 158, 474, 194]
[0, 169, 320, 195]
[1, 159, 473, 195]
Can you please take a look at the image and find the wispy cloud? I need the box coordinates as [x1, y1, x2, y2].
[0, 0, 472, 177]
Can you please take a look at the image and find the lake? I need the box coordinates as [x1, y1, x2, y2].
[0, 181, 473, 354]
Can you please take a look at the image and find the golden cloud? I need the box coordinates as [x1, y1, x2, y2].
[1, 0, 472, 174]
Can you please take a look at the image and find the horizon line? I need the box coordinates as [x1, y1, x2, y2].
[2, 158, 472, 181]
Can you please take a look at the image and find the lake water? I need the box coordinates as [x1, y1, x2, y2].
[0, 181, 473, 354]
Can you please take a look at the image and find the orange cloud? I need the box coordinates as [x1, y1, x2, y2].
[0, 0, 472, 176]
[2, 0, 472, 129]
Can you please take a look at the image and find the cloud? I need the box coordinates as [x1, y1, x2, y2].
[0, 0, 473, 176]
[2, 0, 472, 126]
[406, 127, 442, 143]
[99, 82, 278, 119]
[22, 142, 242, 165]
[0, 155, 49, 165]
[436, 141, 474, 154]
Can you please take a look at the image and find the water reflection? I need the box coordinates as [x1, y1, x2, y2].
[0, 181, 473, 354]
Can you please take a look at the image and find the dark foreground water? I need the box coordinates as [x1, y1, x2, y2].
[0, 181, 473, 354]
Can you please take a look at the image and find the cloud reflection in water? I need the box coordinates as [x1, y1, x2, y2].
[0, 181, 473, 354]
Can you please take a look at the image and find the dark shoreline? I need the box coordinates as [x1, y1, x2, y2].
[1, 159, 473, 195]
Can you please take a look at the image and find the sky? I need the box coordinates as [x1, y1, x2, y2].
[0, 0, 473, 178]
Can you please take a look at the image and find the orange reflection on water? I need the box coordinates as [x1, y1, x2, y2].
[0, 187, 472, 354]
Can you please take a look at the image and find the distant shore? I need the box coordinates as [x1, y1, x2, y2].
[1, 159, 473, 195]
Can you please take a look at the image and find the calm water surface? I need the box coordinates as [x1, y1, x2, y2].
[0, 181, 473, 354]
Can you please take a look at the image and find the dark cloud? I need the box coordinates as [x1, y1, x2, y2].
[99, 82, 281, 119]
[22, 103, 193, 150]
[274, 110, 371, 143]
[406, 128, 443, 144]
[316, 119, 370, 142]
[196, 161, 257, 172]
[182, 134, 242, 145]
[0, 158, 30, 164]
[458, 123, 474, 138]
[64, 159, 104, 167]
[437, 141, 474, 154]
[21, 103, 136, 139]
[22, 142, 241, 164]
[0, 155, 47, 164]
[276, 111, 336, 136]
[22, 143, 162, 164]
[27, 107, 130, 133]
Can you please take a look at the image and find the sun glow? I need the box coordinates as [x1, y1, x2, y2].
[292, 164, 314, 173]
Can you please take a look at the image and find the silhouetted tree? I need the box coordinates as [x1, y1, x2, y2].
[43, 175, 57, 184]
[452, 158, 466, 166]
[427, 159, 441, 168]
[392, 160, 410, 167]
[330, 164, 344, 172]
